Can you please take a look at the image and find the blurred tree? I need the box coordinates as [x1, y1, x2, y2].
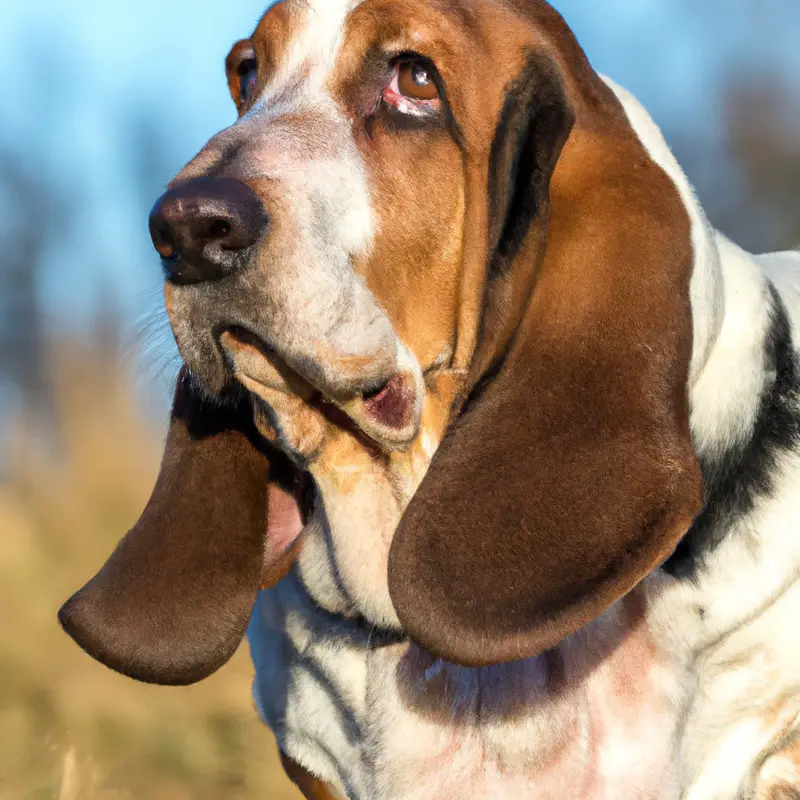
[722, 73, 800, 250]
[0, 148, 65, 418]
[646, 70, 799, 255]
[0, 100, 177, 449]
[122, 107, 184, 208]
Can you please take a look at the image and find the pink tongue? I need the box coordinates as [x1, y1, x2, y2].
[261, 484, 304, 589]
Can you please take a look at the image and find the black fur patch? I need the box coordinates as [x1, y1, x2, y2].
[487, 51, 574, 274]
[665, 282, 800, 579]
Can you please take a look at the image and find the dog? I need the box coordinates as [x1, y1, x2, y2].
[59, 1, 800, 797]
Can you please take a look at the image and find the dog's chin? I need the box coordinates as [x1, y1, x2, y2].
[216, 327, 423, 455]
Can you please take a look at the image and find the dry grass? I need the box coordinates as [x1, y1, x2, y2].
[0, 341, 299, 799]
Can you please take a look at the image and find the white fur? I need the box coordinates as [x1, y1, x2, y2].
[251, 574, 691, 799]
[245, 0, 374, 260]
[252, 0, 364, 107]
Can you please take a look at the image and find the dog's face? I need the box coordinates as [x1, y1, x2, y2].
[151, 0, 577, 632]
[158, 0, 552, 457]
[60, 0, 705, 685]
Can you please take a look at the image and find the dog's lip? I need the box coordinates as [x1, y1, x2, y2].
[306, 394, 385, 455]
[343, 373, 420, 441]
[362, 374, 417, 429]
[219, 326, 422, 450]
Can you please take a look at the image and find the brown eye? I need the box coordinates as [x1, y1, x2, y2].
[397, 61, 439, 101]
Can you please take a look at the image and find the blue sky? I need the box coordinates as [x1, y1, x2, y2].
[1, 0, 798, 337]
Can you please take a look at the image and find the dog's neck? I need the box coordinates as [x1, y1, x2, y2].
[667, 234, 800, 648]
[607, 77, 800, 652]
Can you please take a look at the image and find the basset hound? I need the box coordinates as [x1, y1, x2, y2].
[59, 1, 800, 798]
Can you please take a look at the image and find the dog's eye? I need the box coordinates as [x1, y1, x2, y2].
[237, 57, 258, 107]
[398, 61, 438, 101]
[383, 57, 442, 117]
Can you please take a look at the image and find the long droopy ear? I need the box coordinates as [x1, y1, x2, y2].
[59, 369, 293, 685]
[389, 52, 704, 667]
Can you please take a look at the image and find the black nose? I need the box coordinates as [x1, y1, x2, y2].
[149, 177, 268, 285]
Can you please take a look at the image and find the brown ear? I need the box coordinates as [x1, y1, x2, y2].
[58, 369, 295, 685]
[388, 54, 703, 667]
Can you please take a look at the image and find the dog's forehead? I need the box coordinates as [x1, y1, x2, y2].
[244, 0, 577, 123]
[248, 0, 487, 85]
[249, 0, 363, 101]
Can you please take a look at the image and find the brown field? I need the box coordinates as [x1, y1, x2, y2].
[0, 341, 300, 799]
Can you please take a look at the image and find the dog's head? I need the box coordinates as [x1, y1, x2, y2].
[60, 0, 704, 682]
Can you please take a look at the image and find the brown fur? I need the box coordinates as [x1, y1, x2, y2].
[62, 0, 703, 685]
[753, 728, 800, 799]
[225, 2, 301, 116]
[224, 39, 254, 109]
[58, 370, 279, 684]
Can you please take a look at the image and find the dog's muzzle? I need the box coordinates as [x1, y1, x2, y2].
[149, 176, 423, 452]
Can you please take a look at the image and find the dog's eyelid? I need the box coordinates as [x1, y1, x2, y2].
[227, 41, 256, 75]
[232, 47, 259, 110]
[237, 57, 258, 78]
[389, 51, 442, 82]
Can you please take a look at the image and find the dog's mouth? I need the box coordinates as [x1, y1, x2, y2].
[218, 327, 423, 452]
[261, 464, 317, 588]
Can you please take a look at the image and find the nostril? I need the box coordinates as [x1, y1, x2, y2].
[151, 223, 178, 260]
[206, 219, 232, 240]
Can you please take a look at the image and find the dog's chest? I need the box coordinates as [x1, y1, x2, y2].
[249, 577, 688, 800]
